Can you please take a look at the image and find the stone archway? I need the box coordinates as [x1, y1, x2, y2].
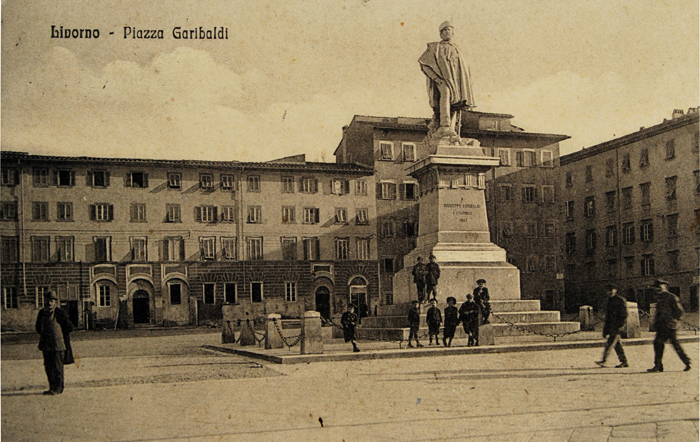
[315, 286, 331, 319]
[132, 290, 150, 324]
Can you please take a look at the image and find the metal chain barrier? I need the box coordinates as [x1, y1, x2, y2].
[245, 319, 266, 345]
[639, 308, 698, 335]
[272, 318, 304, 348]
[490, 311, 605, 342]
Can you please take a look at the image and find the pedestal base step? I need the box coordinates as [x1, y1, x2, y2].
[376, 300, 542, 317]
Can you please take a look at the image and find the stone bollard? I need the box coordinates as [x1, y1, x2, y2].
[579, 305, 595, 331]
[238, 319, 257, 346]
[300, 311, 324, 354]
[478, 323, 495, 346]
[622, 302, 641, 338]
[265, 314, 284, 349]
[649, 303, 657, 332]
[222, 320, 236, 344]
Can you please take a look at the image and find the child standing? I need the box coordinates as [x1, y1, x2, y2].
[426, 299, 442, 345]
[407, 300, 423, 348]
[442, 296, 459, 347]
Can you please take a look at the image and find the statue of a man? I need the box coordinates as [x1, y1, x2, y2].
[419, 21, 475, 137]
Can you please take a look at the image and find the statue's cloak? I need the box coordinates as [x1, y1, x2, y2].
[418, 41, 475, 110]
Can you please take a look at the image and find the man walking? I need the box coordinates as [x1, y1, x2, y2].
[647, 280, 691, 372]
[407, 300, 423, 348]
[412, 256, 427, 304]
[425, 254, 441, 303]
[341, 304, 361, 353]
[35, 290, 74, 395]
[595, 284, 629, 368]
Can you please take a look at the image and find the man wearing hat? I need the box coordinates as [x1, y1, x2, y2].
[647, 280, 691, 372]
[473, 279, 491, 324]
[412, 256, 428, 303]
[407, 300, 424, 348]
[35, 290, 74, 395]
[418, 21, 475, 137]
[425, 255, 441, 303]
[595, 284, 629, 368]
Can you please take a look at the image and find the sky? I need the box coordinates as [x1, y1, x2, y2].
[2, 0, 698, 162]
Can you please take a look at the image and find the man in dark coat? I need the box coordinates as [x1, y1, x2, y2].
[473, 279, 491, 324]
[648, 280, 691, 372]
[341, 305, 360, 353]
[459, 294, 479, 346]
[407, 300, 423, 348]
[412, 256, 427, 303]
[595, 284, 629, 368]
[425, 255, 441, 303]
[442, 297, 459, 347]
[36, 290, 74, 395]
[426, 299, 442, 345]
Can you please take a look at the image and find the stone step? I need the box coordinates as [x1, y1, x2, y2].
[375, 299, 541, 317]
[360, 310, 559, 329]
[355, 321, 580, 341]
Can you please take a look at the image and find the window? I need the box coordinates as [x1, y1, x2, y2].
[355, 180, 368, 195]
[498, 149, 511, 166]
[522, 185, 537, 203]
[131, 237, 147, 261]
[130, 203, 146, 222]
[90, 203, 114, 222]
[605, 159, 614, 177]
[695, 132, 700, 153]
[32, 202, 49, 221]
[1, 168, 18, 186]
[203, 283, 215, 304]
[665, 176, 677, 200]
[541, 150, 553, 168]
[605, 191, 616, 213]
[169, 283, 182, 305]
[167, 172, 181, 189]
[668, 250, 679, 272]
[1, 236, 19, 262]
[251, 282, 263, 303]
[542, 185, 555, 204]
[331, 179, 350, 195]
[125, 172, 148, 188]
[246, 206, 262, 223]
[665, 139, 675, 159]
[667, 214, 678, 238]
[247, 175, 260, 192]
[303, 207, 320, 224]
[622, 187, 632, 210]
[197, 205, 218, 223]
[285, 282, 297, 302]
[695, 170, 700, 194]
[524, 222, 537, 238]
[585, 165, 593, 182]
[403, 143, 416, 161]
[199, 174, 214, 190]
[585, 262, 596, 281]
[281, 206, 295, 224]
[4, 287, 18, 309]
[565, 171, 573, 187]
[221, 174, 235, 191]
[565, 232, 576, 254]
[56, 169, 75, 187]
[281, 237, 297, 261]
[624, 256, 634, 274]
[606, 226, 618, 247]
[517, 150, 537, 167]
[36, 286, 48, 308]
[166, 204, 181, 223]
[281, 176, 295, 193]
[87, 170, 110, 188]
[94, 237, 112, 262]
[301, 177, 318, 194]
[383, 257, 395, 273]
[57, 202, 73, 221]
[33, 168, 49, 186]
[623, 223, 635, 245]
[640, 182, 651, 206]
[380, 182, 397, 200]
[526, 256, 538, 272]
[302, 237, 320, 261]
[56, 236, 74, 262]
[356, 238, 370, 260]
[334, 207, 348, 224]
[385, 292, 394, 305]
[98, 284, 111, 307]
[403, 182, 418, 200]
[31, 236, 50, 262]
[641, 219, 654, 242]
[584, 196, 595, 217]
[224, 283, 237, 304]
[163, 236, 185, 262]
[221, 206, 236, 223]
[545, 256, 556, 272]
[641, 255, 655, 276]
[247, 237, 263, 261]
[355, 208, 369, 225]
[639, 148, 649, 167]
[621, 153, 631, 173]
[221, 237, 237, 260]
[404, 221, 418, 237]
[379, 142, 393, 160]
[500, 222, 513, 240]
[335, 238, 349, 260]
[607, 259, 617, 279]
[565, 201, 575, 220]
[200, 237, 216, 260]
[382, 221, 395, 237]
[485, 181, 492, 202]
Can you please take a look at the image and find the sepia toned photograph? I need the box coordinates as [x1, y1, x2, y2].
[1, 1, 698, 440]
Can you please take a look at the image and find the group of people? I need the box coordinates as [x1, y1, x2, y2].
[411, 255, 441, 303]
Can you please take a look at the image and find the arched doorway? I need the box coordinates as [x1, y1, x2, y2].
[315, 287, 331, 319]
[349, 276, 369, 321]
[133, 290, 150, 324]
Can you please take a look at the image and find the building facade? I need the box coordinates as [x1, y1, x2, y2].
[0, 152, 378, 331]
[559, 109, 699, 313]
[335, 111, 569, 309]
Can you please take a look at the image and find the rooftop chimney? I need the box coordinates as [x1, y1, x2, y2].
[672, 109, 685, 119]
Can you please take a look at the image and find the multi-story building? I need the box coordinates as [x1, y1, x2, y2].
[335, 111, 569, 310]
[0, 151, 378, 331]
[560, 108, 699, 313]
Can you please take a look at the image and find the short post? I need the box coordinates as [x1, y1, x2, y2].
[579, 305, 595, 331]
[649, 303, 657, 332]
[479, 322, 495, 345]
[265, 314, 284, 349]
[222, 320, 236, 344]
[622, 302, 641, 338]
[238, 319, 256, 346]
[300, 311, 323, 354]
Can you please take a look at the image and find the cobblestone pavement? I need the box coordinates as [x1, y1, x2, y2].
[2, 332, 697, 441]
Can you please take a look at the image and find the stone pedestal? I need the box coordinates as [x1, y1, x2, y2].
[238, 319, 256, 346]
[579, 306, 595, 331]
[300, 311, 323, 355]
[622, 302, 641, 338]
[265, 314, 284, 349]
[478, 323, 494, 346]
[222, 320, 236, 344]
